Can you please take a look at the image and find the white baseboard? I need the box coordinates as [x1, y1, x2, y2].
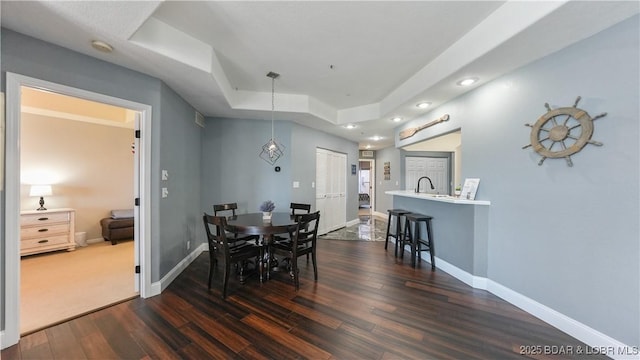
[86, 237, 104, 245]
[346, 218, 360, 227]
[148, 243, 206, 297]
[409, 248, 636, 360]
[486, 280, 638, 360]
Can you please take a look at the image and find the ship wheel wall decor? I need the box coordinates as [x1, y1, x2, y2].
[523, 96, 607, 167]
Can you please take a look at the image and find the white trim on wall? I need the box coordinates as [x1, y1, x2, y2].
[2, 73, 153, 350]
[151, 244, 207, 296]
[394, 241, 636, 360]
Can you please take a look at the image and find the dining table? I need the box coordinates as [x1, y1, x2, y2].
[226, 212, 298, 282]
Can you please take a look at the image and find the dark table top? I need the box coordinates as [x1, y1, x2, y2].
[226, 212, 296, 235]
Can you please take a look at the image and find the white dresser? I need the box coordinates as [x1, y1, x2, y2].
[20, 208, 76, 256]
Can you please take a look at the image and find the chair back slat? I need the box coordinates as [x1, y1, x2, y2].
[203, 213, 233, 254]
[290, 202, 311, 215]
[292, 211, 320, 250]
[213, 203, 238, 217]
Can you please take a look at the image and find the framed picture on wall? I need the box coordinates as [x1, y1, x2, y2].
[351, 164, 357, 175]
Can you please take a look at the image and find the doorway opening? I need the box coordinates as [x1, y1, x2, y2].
[3, 73, 152, 349]
[19, 86, 138, 334]
[358, 159, 375, 219]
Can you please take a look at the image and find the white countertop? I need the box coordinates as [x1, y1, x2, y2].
[385, 190, 491, 206]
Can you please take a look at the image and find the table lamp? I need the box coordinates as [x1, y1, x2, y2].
[30, 185, 52, 211]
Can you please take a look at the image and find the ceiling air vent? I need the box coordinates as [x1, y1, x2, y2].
[195, 111, 205, 128]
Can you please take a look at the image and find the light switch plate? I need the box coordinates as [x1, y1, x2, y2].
[162, 170, 168, 180]
[162, 187, 168, 198]
[293, 181, 300, 188]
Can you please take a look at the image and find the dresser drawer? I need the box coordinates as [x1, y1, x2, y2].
[20, 208, 76, 256]
[21, 212, 69, 226]
[21, 235, 70, 250]
[21, 223, 70, 239]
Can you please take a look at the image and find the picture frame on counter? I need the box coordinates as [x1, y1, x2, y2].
[461, 178, 480, 200]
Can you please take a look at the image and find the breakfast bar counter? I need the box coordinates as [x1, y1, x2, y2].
[385, 190, 490, 278]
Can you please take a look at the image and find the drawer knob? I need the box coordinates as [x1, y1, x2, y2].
[37, 239, 49, 244]
[37, 217, 49, 221]
[38, 228, 49, 232]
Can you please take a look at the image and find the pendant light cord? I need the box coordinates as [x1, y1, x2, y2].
[271, 76, 275, 141]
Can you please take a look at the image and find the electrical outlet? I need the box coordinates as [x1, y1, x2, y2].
[186, 240, 191, 251]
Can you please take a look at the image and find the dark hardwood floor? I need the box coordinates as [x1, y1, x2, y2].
[3, 239, 601, 359]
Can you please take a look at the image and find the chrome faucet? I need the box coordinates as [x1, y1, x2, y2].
[415, 176, 435, 193]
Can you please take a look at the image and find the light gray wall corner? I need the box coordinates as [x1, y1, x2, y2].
[472, 206, 489, 277]
[157, 83, 202, 278]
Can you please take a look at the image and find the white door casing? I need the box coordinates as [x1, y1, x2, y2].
[2, 73, 152, 349]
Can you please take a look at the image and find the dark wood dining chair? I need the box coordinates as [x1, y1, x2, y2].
[289, 203, 311, 260]
[271, 211, 320, 290]
[213, 202, 259, 244]
[275, 203, 312, 244]
[203, 213, 262, 299]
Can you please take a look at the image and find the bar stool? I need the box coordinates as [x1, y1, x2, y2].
[385, 209, 411, 257]
[402, 213, 436, 270]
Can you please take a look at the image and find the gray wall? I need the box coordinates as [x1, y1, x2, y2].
[200, 118, 293, 216]
[157, 83, 203, 276]
[291, 123, 359, 221]
[1, 29, 202, 330]
[199, 117, 359, 238]
[374, 146, 402, 214]
[393, 15, 639, 346]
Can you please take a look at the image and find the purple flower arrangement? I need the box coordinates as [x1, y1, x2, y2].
[259, 200, 275, 213]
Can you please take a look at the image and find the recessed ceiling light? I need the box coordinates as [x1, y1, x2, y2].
[416, 102, 431, 109]
[91, 40, 113, 53]
[391, 117, 402, 122]
[344, 124, 357, 129]
[365, 144, 371, 149]
[371, 136, 382, 141]
[457, 77, 478, 86]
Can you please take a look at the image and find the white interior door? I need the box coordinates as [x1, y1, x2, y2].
[315, 148, 346, 235]
[315, 149, 328, 234]
[405, 156, 449, 194]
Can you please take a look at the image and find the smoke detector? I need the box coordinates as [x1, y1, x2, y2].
[91, 40, 113, 53]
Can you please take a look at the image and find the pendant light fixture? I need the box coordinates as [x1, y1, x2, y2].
[259, 71, 285, 165]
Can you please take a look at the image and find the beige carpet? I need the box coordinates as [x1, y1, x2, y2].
[20, 240, 138, 334]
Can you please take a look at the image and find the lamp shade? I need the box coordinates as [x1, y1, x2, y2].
[30, 185, 52, 197]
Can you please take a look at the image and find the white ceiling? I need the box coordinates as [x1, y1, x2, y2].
[2, 1, 638, 150]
